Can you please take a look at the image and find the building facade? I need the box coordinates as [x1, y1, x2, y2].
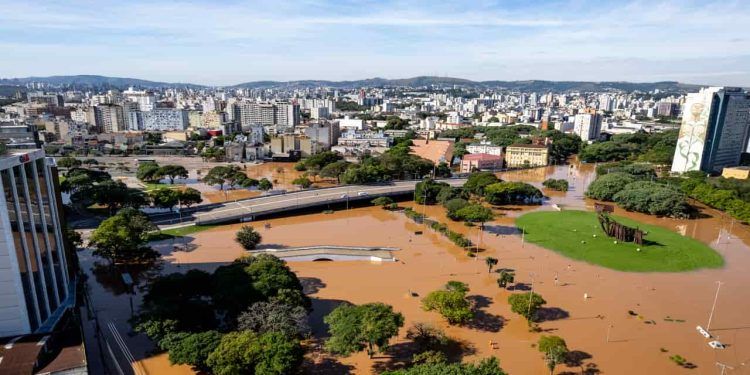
[505, 144, 549, 168]
[573, 113, 602, 141]
[142, 109, 189, 131]
[0, 150, 72, 337]
[671, 87, 750, 174]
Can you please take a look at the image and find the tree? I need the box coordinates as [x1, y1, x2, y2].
[497, 271, 515, 289]
[324, 302, 404, 358]
[82, 158, 99, 167]
[422, 282, 473, 325]
[381, 357, 507, 375]
[405, 322, 450, 352]
[237, 300, 309, 337]
[88, 208, 159, 264]
[236, 226, 262, 250]
[542, 179, 569, 192]
[585, 172, 636, 201]
[150, 188, 180, 211]
[179, 187, 203, 208]
[301, 151, 343, 170]
[202, 165, 238, 191]
[464, 172, 500, 195]
[91, 179, 148, 215]
[484, 182, 543, 205]
[452, 204, 494, 226]
[64, 226, 83, 251]
[538, 336, 568, 375]
[158, 165, 189, 184]
[371, 196, 395, 209]
[508, 292, 546, 324]
[206, 331, 302, 375]
[168, 330, 223, 371]
[485, 257, 498, 273]
[258, 178, 273, 191]
[415, 179, 450, 205]
[137, 162, 162, 183]
[435, 162, 452, 178]
[291, 176, 312, 189]
[320, 160, 350, 183]
[56, 156, 82, 171]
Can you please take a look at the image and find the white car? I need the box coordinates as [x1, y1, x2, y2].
[340, 194, 348, 199]
[357, 191, 369, 196]
[708, 341, 725, 349]
[696, 326, 712, 338]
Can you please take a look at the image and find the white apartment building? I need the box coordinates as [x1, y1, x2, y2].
[466, 141, 503, 156]
[142, 109, 189, 131]
[573, 113, 602, 141]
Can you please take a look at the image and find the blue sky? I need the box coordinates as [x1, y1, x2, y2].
[1, 0, 748, 86]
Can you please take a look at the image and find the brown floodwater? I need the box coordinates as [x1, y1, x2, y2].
[128, 161, 750, 374]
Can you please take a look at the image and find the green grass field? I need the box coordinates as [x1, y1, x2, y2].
[147, 224, 219, 241]
[515, 210, 724, 272]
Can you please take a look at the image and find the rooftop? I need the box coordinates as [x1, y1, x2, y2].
[507, 143, 548, 149]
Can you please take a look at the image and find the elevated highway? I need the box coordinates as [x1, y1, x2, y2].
[153, 178, 466, 229]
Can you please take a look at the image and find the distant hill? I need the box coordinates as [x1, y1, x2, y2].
[229, 76, 704, 93]
[0, 75, 706, 93]
[0, 75, 204, 90]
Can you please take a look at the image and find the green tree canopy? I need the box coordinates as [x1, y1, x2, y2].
[206, 331, 302, 375]
[585, 172, 636, 201]
[158, 165, 189, 184]
[422, 282, 473, 325]
[484, 182, 543, 205]
[88, 208, 158, 264]
[235, 226, 262, 250]
[464, 172, 500, 195]
[508, 292, 546, 324]
[324, 302, 405, 358]
[381, 357, 507, 375]
[167, 330, 223, 371]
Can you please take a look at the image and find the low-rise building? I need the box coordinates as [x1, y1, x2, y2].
[505, 144, 549, 168]
[466, 141, 503, 156]
[722, 166, 750, 180]
[460, 153, 503, 173]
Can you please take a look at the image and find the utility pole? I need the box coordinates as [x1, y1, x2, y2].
[606, 323, 613, 343]
[527, 272, 535, 317]
[707, 281, 723, 331]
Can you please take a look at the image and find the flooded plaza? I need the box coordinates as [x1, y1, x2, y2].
[81, 162, 750, 374]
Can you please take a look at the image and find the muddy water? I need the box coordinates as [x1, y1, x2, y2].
[128, 161, 750, 374]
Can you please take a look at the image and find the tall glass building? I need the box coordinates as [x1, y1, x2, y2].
[671, 87, 750, 174]
[0, 149, 72, 337]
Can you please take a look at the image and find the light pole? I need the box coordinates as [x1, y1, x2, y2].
[707, 281, 723, 331]
[527, 272, 536, 318]
[606, 323, 613, 342]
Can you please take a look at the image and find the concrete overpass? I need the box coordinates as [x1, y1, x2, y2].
[153, 178, 466, 229]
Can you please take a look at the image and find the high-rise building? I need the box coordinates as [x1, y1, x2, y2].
[142, 109, 189, 131]
[671, 87, 750, 174]
[0, 149, 73, 336]
[93, 104, 126, 133]
[573, 113, 602, 141]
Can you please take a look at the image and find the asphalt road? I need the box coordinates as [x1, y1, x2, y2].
[154, 178, 466, 228]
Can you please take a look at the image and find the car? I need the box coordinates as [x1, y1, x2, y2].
[696, 326, 712, 338]
[708, 340, 725, 349]
[357, 191, 368, 196]
[340, 194, 348, 199]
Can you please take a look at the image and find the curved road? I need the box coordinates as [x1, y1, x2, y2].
[154, 179, 466, 229]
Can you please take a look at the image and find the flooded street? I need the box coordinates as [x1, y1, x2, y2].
[82, 161, 750, 374]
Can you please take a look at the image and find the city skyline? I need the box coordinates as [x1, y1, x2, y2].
[1, 0, 749, 86]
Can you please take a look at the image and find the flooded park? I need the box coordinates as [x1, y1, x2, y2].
[78, 161, 750, 374]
